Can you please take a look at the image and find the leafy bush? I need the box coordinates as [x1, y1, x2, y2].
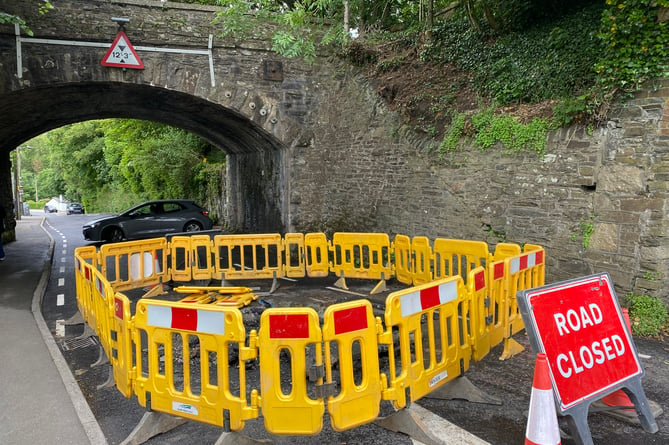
[438, 112, 466, 154]
[627, 294, 669, 337]
[595, 0, 669, 100]
[439, 106, 552, 156]
[423, 2, 603, 106]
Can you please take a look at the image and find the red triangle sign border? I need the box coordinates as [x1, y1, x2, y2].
[101, 30, 144, 69]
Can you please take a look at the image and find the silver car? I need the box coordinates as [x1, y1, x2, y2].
[83, 199, 213, 243]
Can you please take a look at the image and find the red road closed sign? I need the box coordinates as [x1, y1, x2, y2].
[518, 273, 642, 411]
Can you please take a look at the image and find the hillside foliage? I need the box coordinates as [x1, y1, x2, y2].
[8, 1, 669, 210]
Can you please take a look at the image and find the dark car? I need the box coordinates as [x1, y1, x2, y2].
[66, 202, 84, 215]
[83, 199, 213, 243]
[44, 204, 58, 213]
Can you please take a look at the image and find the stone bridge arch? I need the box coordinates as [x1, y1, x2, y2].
[1, 82, 287, 231]
[0, 0, 318, 232]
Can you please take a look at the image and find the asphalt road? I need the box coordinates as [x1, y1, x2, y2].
[39, 211, 668, 445]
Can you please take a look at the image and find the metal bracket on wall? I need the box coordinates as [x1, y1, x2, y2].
[14, 24, 216, 87]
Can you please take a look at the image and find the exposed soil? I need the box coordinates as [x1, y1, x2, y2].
[343, 39, 555, 140]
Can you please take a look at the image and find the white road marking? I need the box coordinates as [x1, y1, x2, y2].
[57, 294, 65, 306]
[58, 278, 65, 287]
[56, 320, 65, 337]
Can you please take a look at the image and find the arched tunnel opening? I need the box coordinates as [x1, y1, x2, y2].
[0, 82, 287, 234]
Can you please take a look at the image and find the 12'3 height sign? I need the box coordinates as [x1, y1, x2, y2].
[101, 31, 144, 69]
[517, 273, 642, 412]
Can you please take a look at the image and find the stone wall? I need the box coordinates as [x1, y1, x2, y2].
[295, 69, 669, 303]
[1, 0, 668, 304]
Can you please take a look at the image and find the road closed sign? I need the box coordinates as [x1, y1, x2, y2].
[517, 273, 642, 412]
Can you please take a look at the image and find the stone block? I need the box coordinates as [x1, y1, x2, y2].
[588, 223, 618, 252]
[597, 165, 645, 193]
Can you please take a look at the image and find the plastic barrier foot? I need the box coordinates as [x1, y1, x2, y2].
[499, 337, 524, 360]
[141, 283, 165, 298]
[214, 432, 273, 445]
[425, 376, 502, 405]
[269, 277, 280, 294]
[91, 344, 110, 367]
[63, 311, 84, 325]
[370, 279, 387, 295]
[96, 364, 115, 390]
[374, 403, 490, 445]
[76, 323, 96, 340]
[119, 411, 188, 445]
[333, 276, 349, 290]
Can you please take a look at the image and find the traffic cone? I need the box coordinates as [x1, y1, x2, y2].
[525, 352, 561, 445]
[154, 250, 162, 275]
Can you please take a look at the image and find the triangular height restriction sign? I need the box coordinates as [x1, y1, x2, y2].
[101, 31, 144, 69]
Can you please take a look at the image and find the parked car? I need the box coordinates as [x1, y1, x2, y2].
[83, 199, 213, 243]
[66, 202, 84, 215]
[44, 204, 58, 213]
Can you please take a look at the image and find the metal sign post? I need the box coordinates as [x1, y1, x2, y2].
[102, 18, 144, 69]
[517, 273, 658, 445]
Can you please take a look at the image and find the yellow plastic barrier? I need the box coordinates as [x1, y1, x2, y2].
[467, 267, 491, 361]
[492, 242, 521, 261]
[89, 266, 115, 362]
[110, 293, 133, 398]
[190, 235, 214, 281]
[393, 234, 413, 285]
[505, 246, 545, 336]
[100, 238, 167, 291]
[258, 308, 324, 435]
[214, 234, 284, 281]
[284, 233, 306, 278]
[304, 232, 329, 277]
[169, 236, 194, 282]
[175, 286, 258, 308]
[74, 247, 97, 325]
[380, 276, 470, 409]
[330, 233, 392, 281]
[168, 235, 215, 282]
[133, 299, 259, 430]
[411, 236, 433, 285]
[499, 246, 546, 360]
[432, 238, 491, 282]
[73, 232, 547, 437]
[321, 300, 381, 431]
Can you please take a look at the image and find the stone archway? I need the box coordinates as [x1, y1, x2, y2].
[0, 82, 287, 233]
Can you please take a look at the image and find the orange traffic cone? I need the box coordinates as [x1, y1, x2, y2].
[525, 352, 561, 445]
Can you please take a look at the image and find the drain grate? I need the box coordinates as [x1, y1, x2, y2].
[62, 335, 98, 351]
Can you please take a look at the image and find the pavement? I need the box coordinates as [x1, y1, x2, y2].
[0, 215, 106, 445]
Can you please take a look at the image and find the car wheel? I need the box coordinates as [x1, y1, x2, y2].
[106, 227, 124, 243]
[183, 221, 203, 232]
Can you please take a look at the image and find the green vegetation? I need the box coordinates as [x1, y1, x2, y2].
[626, 293, 669, 337]
[570, 214, 596, 248]
[208, 0, 668, 156]
[21, 120, 225, 222]
[0, 1, 52, 35]
[5, 0, 668, 218]
[438, 106, 552, 156]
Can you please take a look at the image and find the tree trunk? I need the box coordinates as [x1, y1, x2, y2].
[344, 0, 350, 33]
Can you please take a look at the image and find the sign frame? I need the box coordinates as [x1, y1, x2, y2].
[517, 272, 658, 445]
